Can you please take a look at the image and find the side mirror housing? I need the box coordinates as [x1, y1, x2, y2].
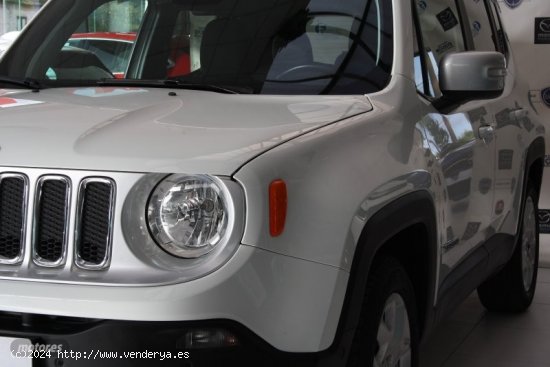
[439, 51, 506, 104]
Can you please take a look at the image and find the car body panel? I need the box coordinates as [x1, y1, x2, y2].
[0, 0, 544, 357]
[0, 88, 371, 175]
[235, 0, 545, 302]
[0, 245, 348, 352]
[236, 75, 434, 271]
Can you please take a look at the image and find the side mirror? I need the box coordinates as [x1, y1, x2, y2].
[439, 51, 506, 104]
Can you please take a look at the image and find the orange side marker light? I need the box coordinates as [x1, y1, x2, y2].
[269, 179, 287, 237]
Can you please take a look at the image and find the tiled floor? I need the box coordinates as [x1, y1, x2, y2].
[421, 238, 550, 366]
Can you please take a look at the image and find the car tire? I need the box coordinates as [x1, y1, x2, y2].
[347, 256, 419, 367]
[477, 183, 539, 312]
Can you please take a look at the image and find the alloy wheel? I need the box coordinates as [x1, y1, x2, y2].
[374, 293, 412, 367]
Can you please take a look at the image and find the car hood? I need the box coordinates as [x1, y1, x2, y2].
[0, 87, 372, 174]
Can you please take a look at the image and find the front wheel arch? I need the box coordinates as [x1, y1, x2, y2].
[348, 256, 420, 367]
[320, 191, 438, 366]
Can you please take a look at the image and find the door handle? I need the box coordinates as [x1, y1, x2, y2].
[509, 108, 528, 120]
[478, 125, 494, 142]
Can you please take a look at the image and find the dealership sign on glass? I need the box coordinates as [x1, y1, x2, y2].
[535, 18, 550, 44]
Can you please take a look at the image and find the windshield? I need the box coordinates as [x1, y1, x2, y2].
[0, 0, 393, 95]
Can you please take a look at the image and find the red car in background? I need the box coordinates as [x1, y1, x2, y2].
[66, 32, 136, 78]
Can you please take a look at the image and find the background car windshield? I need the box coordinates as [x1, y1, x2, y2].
[65, 34, 136, 79]
[0, 0, 393, 95]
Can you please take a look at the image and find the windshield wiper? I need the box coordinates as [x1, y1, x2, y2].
[0, 76, 43, 91]
[97, 78, 248, 94]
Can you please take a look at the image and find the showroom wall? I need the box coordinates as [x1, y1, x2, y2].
[497, 0, 550, 253]
[500, 0, 550, 125]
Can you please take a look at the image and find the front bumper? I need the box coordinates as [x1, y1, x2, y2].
[0, 313, 321, 367]
[0, 245, 349, 353]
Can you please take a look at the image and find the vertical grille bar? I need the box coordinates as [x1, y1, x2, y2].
[33, 176, 71, 267]
[0, 174, 28, 264]
[75, 178, 115, 270]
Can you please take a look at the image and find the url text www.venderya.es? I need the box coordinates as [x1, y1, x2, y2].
[13, 348, 190, 361]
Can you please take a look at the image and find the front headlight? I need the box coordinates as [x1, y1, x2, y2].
[147, 174, 228, 258]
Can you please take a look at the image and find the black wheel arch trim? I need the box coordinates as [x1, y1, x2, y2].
[525, 137, 545, 198]
[509, 136, 545, 252]
[318, 190, 438, 366]
[525, 137, 545, 173]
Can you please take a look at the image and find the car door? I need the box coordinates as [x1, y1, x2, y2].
[477, 0, 533, 239]
[413, 0, 497, 285]
[462, 0, 535, 248]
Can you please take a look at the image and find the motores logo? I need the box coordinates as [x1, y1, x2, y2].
[503, 0, 523, 9]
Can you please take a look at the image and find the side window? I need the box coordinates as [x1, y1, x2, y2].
[463, 0, 508, 55]
[414, 0, 467, 98]
[462, 0, 496, 51]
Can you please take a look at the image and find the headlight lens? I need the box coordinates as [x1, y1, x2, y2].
[147, 175, 228, 258]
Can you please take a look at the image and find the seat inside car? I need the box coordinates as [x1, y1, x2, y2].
[196, 0, 310, 90]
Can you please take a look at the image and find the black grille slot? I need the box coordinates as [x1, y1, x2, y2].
[0, 176, 26, 261]
[34, 179, 69, 264]
[77, 181, 114, 267]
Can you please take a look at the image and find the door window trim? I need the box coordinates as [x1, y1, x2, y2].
[483, 0, 509, 57]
